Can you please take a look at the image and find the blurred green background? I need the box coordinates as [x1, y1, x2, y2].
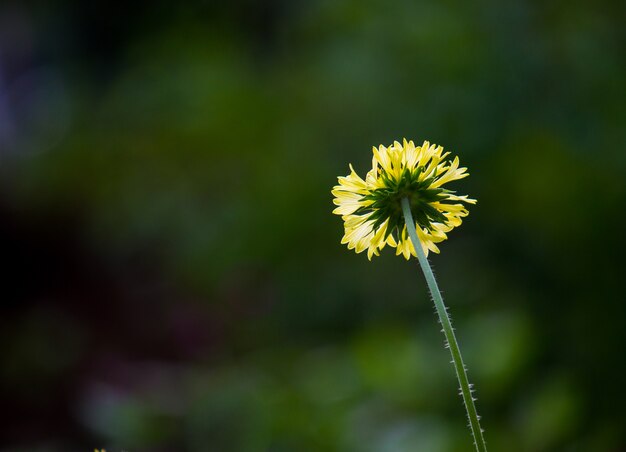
[1, 0, 625, 451]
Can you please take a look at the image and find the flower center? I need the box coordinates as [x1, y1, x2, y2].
[361, 167, 449, 238]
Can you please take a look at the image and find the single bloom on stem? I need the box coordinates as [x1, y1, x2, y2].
[332, 139, 476, 260]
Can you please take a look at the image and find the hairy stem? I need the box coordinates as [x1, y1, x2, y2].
[401, 197, 487, 452]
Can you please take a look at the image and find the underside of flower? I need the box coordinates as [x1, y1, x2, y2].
[332, 139, 476, 260]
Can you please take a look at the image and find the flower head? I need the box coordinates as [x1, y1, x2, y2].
[332, 139, 476, 260]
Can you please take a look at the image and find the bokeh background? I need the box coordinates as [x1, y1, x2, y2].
[1, 1, 625, 451]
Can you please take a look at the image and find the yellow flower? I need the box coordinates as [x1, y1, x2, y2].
[332, 139, 476, 260]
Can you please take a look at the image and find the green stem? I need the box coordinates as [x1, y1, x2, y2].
[401, 197, 487, 452]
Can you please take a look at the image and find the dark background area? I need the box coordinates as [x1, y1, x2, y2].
[1, 1, 625, 451]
